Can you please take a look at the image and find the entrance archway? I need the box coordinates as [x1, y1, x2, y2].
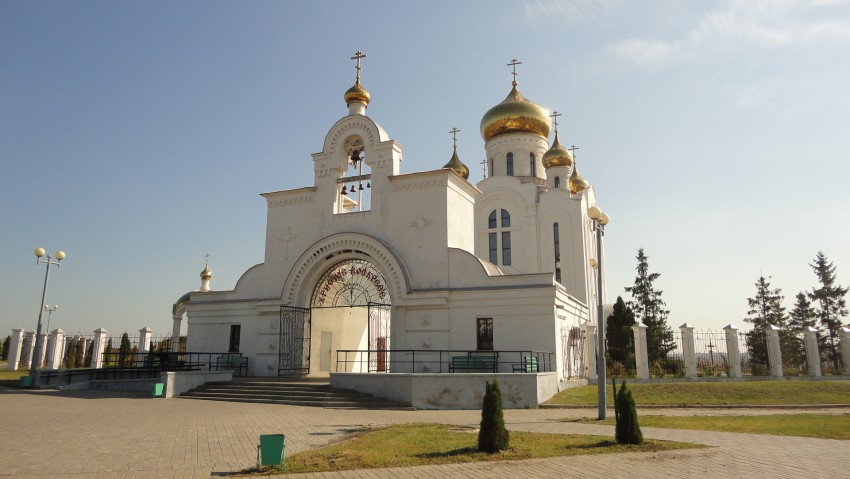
[280, 258, 391, 377]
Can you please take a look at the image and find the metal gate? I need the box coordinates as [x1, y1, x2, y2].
[279, 306, 311, 376]
[562, 326, 586, 379]
[368, 302, 391, 372]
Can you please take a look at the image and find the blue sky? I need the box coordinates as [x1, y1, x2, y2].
[2, 0, 849, 340]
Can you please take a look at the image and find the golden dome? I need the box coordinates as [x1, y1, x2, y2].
[344, 80, 371, 106]
[569, 163, 590, 195]
[542, 132, 573, 169]
[480, 82, 551, 142]
[443, 147, 470, 180]
[200, 264, 212, 281]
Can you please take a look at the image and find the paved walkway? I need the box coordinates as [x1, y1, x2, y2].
[0, 388, 847, 478]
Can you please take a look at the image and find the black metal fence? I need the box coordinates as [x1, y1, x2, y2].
[335, 349, 554, 374]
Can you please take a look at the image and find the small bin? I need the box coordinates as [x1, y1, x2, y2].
[19, 376, 32, 388]
[151, 383, 164, 398]
[258, 434, 285, 468]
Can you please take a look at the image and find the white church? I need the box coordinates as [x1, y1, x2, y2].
[173, 54, 608, 408]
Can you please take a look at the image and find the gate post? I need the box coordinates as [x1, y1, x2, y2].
[680, 323, 697, 378]
[92, 328, 108, 369]
[583, 323, 597, 380]
[803, 327, 822, 377]
[138, 327, 153, 366]
[765, 325, 783, 378]
[6, 328, 24, 371]
[632, 323, 649, 379]
[47, 329, 65, 370]
[723, 324, 742, 378]
[841, 327, 850, 375]
[23, 330, 35, 369]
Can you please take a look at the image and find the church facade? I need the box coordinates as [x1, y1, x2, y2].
[174, 55, 606, 401]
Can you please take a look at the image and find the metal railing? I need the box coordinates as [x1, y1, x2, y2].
[335, 349, 554, 374]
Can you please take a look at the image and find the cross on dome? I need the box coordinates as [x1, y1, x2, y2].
[568, 144, 579, 159]
[351, 50, 366, 83]
[449, 127, 460, 148]
[550, 111, 562, 133]
[507, 58, 522, 85]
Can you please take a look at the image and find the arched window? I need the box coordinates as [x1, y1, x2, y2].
[488, 157, 494, 177]
[488, 209, 512, 266]
[554, 176, 560, 189]
[553, 223, 561, 282]
[506, 153, 514, 176]
[529, 153, 536, 177]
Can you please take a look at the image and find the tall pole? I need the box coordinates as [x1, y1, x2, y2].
[596, 225, 606, 420]
[30, 258, 52, 385]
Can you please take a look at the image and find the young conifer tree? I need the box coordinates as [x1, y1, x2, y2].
[625, 248, 674, 368]
[606, 296, 636, 375]
[743, 275, 787, 368]
[478, 380, 509, 453]
[614, 380, 642, 445]
[808, 252, 848, 371]
[787, 291, 817, 368]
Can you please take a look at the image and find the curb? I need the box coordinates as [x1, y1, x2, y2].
[540, 403, 850, 409]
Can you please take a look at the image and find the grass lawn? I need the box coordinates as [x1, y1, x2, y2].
[263, 423, 697, 475]
[0, 369, 28, 388]
[546, 380, 850, 406]
[565, 414, 850, 440]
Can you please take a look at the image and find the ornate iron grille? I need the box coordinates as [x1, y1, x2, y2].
[368, 302, 391, 372]
[279, 306, 311, 376]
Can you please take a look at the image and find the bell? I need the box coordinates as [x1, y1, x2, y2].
[350, 149, 361, 164]
[359, 183, 365, 191]
[341, 185, 348, 196]
[366, 182, 371, 188]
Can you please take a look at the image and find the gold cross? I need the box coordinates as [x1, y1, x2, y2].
[550, 111, 562, 131]
[449, 127, 460, 148]
[351, 50, 367, 82]
[480, 158, 487, 178]
[507, 58, 522, 83]
[568, 145, 579, 159]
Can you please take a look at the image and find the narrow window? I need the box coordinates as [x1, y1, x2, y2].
[477, 318, 494, 350]
[501, 209, 510, 228]
[529, 153, 536, 177]
[488, 210, 497, 229]
[229, 325, 241, 353]
[554, 176, 560, 189]
[488, 157, 494, 177]
[501, 231, 512, 266]
[554, 223, 561, 282]
[488, 209, 513, 266]
[489, 233, 497, 264]
[506, 153, 514, 176]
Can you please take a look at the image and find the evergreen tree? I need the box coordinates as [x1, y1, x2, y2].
[118, 333, 132, 368]
[75, 338, 86, 368]
[808, 251, 848, 371]
[614, 380, 642, 445]
[787, 291, 817, 368]
[478, 380, 509, 453]
[83, 340, 93, 367]
[625, 248, 675, 369]
[1, 335, 8, 360]
[105, 338, 114, 367]
[606, 296, 636, 375]
[66, 337, 78, 368]
[743, 275, 787, 369]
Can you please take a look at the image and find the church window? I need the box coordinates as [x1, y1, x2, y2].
[529, 153, 536, 177]
[554, 176, 560, 189]
[488, 209, 513, 266]
[553, 223, 561, 283]
[489, 157, 494, 177]
[506, 153, 514, 176]
[336, 136, 372, 214]
[477, 317, 494, 350]
[229, 324, 241, 353]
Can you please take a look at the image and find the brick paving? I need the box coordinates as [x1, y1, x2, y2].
[0, 388, 848, 478]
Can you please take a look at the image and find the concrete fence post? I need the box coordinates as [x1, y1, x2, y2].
[680, 323, 697, 377]
[36, 332, 48, 368]
[92, 328, 109, 369]
[583, 323, 597, 380]
[840, 327, 850, 375]
[6, 328, 24, 371]
[765, 325, 783, 378]
[23, 330, 35, 369]
[48, 329, 65, 369]
[138, 327, 153, 366]
[723, 324, 742, 378]
[632, 322, 649, 379]
[803, 327, 822, 377]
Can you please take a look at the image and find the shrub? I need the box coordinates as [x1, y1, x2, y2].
[478, 380, 509, 453]
[614, 380, 643, 445]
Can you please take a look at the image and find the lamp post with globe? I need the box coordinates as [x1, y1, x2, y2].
[30, 248, 66, 387]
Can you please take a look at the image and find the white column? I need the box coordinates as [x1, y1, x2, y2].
[6, 328, 24, 371]
[680, 323, 697, 378]
[171, 316, 182, 352]
[803, 327, 821, 377]
[138, 327, 153, 366]
[841, 327, 850, 376]
[765, 325, 783, 378]
[583, 323, 597, 380]
[632, 322, 649, 379]
[36, 332, 48, 368]
[723, 324, 742, 378]
[45, 329, 60, 369]
[48, 329, 65, 369]
[92, 328, 108, 369]
[23, 330, 35, 368]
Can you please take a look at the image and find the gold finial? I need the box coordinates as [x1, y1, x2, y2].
[550, 111, 562, 134]
[443, 126, 469, 180]
[200, 253, 212, 281]
[449, 127, 460, 148]
[507, 58, 522, 86]
[351, 50, 367, 83]
[569, 156, 590, 194]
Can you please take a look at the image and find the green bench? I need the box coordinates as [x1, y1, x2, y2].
[449, 353, 498, 373]
[512, 356, 539, 373]
[212, 355, 248, 376]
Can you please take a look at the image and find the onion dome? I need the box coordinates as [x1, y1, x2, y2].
[568, 162, 590, 195]
[200, 264, 212, 281]
[443, 146, 469, 180]
[480, 82, 551, 141]
[344, 80, 371, 106]
[542, 132, 573, 169]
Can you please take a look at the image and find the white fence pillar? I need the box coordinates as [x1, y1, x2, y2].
[6, 328, 24, 371]
[47, 329, 65, 370]
[680, 323, 697, 378]
[841, 327, 850, 375]
[803, 327, 822, 377]
[92, 328, 108, 369]
[172, 316, 182, 351]
[138, 327, 153, 366]
[765, 325, 783, 378]
[723, 324, 742, 378]
[583, 323, 597, 380]
[23, 330, 35, 369]
[36, 332, 48, 368]
[632, 322, 649, 379]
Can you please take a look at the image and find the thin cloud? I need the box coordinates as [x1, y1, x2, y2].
[522, 0, 620, 24]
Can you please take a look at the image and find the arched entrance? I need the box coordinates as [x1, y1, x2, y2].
[279, 258, 391, 377]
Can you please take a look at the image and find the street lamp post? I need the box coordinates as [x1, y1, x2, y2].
[44, 304, 59, 334]
[31, 247, 65, 387]
[587, 206, 609, 420]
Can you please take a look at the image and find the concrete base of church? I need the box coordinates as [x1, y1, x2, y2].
[329, 372, 559, 410]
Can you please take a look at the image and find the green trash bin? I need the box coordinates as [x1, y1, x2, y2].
[19, 376, 32, 388]
[151, 383, 164, 398]
[257, 434, 285, 468]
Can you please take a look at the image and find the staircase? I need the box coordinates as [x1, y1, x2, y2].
[178, 377, 413, 409]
